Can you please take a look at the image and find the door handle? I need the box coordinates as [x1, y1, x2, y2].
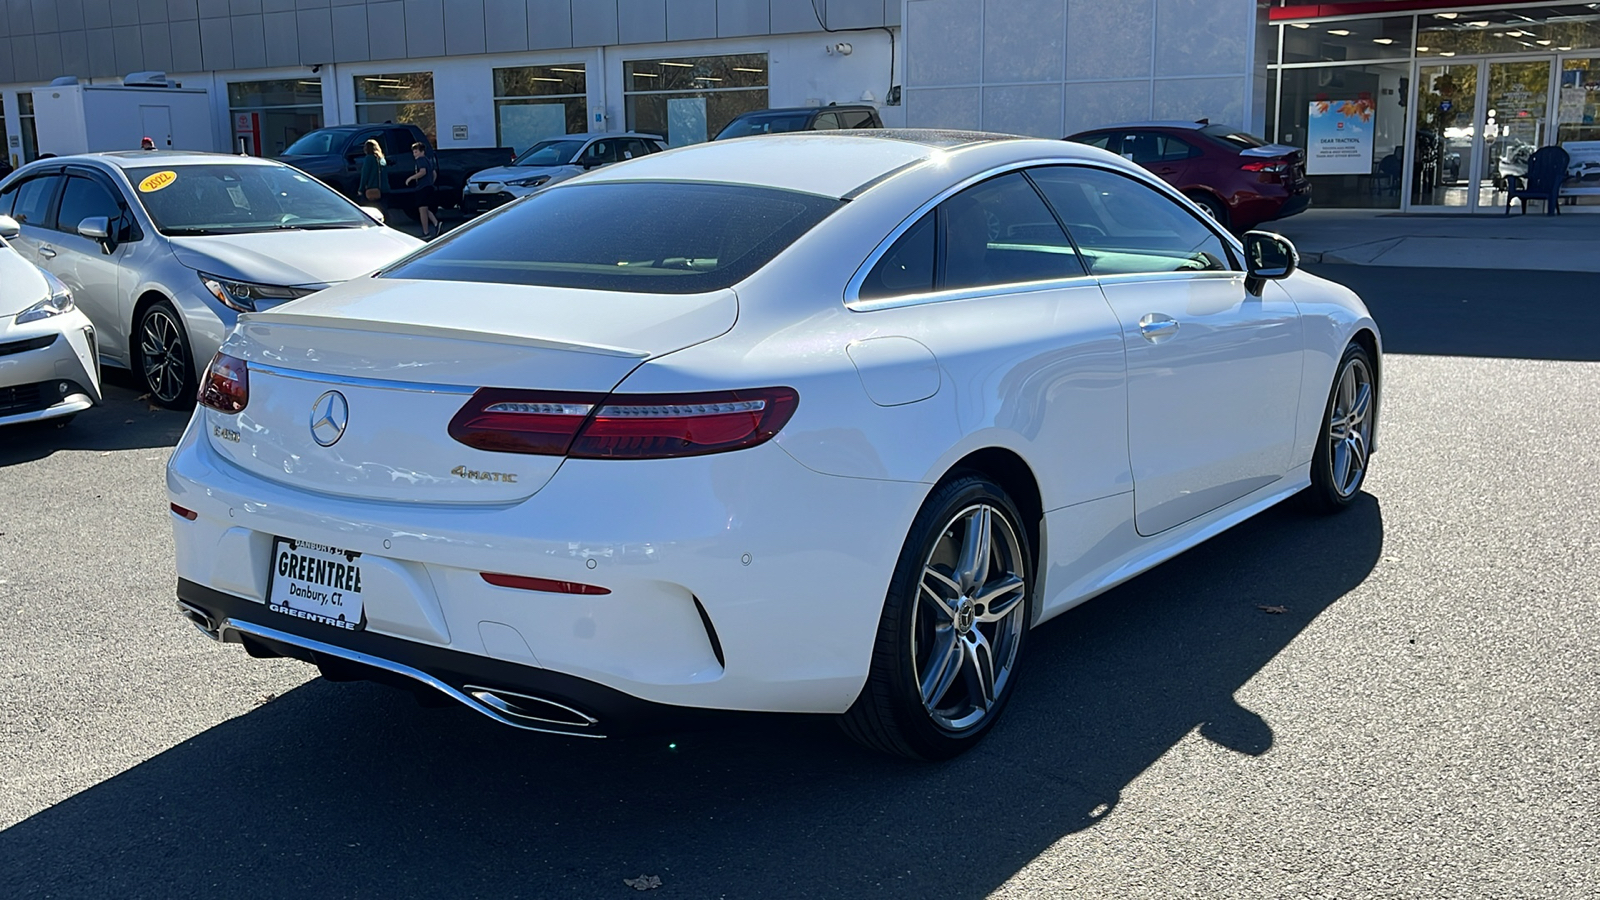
[38, 246, 57, 259]
[1138, 313, 1179, 342]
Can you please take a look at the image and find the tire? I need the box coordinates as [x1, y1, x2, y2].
[136, 299, 197, 410]
[1305, 342, 1376, 512]
[1188, 192, 1229, 230]
[840, 474, 1035, 760]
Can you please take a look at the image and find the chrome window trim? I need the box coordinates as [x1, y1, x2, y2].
[844, 158, 1245, 312]
[248, 361, 480, 395]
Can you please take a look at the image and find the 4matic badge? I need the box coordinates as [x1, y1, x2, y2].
[451, 466, 518, 483]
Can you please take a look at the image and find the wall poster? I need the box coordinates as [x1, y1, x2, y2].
[1306, 98, 1376, 176]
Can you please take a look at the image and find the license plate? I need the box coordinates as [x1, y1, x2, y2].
[267, 538, 364, 631]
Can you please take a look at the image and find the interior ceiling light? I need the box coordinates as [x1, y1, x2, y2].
[1434, 12, 1458, 19]
[1469, 20, 1490, 27]
[1537, 39, 1553, 44]
[1328, 29, 1351, 35]
[1290, 22, 1310, 28]
[1373, 37, 1394, 44]
[733, 67, 764, 72]
[550, 67, 585, 73]
[1440, 51, 1456, 56]
[1417, 45, 1430, 51]
[631, 72, 658, 77]
[660, 61, 694, 67]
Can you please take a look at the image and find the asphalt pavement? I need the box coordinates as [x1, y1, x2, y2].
[1, 266, 1597, 898]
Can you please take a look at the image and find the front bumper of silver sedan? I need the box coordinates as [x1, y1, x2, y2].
[0, 310, 102, 426]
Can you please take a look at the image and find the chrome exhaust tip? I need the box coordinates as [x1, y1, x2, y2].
[177, 600, 221, 640]
[464, 685, 601, 731]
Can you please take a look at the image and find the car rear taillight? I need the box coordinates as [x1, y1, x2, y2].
[1241, 158, 1292, 174]
[197, 352, 249, 413]
[448, 387, 799, 459]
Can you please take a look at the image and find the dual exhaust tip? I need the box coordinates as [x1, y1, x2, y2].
[177, 601, 604, 737]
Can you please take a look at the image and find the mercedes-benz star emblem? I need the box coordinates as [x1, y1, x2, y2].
[309, 390, 349, 447]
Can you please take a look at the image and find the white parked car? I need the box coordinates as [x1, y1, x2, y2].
[0, 152, 421, 409]
[168, 131, 1381, 759]
[460, 133, 666, 215]
[0, 215, 101, 426]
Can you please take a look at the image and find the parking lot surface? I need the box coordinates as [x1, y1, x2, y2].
[1, 265, 1596, 898]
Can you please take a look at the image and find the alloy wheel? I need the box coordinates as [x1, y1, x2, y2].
[141, 308, 188, 405]
[1326, 356, 1374, 498]
[913, 503, 1029, 732]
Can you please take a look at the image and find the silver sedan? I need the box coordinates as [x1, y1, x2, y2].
[0, 152, 421, 407]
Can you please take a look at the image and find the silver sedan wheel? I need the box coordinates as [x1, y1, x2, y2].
[140, 306, 188, 405]
[1326, 355, 1374, 498]
[913, 503, 1028, 732]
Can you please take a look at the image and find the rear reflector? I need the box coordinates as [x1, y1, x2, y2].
[481, 572, 611, 595]
[197, 352, 249, 413]
[450, 387, 799, 459]
[170, 503, 198, 520]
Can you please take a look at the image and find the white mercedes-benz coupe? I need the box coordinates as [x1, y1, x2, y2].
[167, 131, 1380, 759]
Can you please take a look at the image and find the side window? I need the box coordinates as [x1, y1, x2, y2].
[839, 110, 874, 129]
[619, 138, 651, 160]
[938, 172, 1087, 292]
[1161, 137, 1198, 160]
[0, 181, 18, 217]
[1074, 132, 1114, 151]
[584, 139, 619, 165]
[55, 176, 122, 235]
[1028, 166, 1235, 276]
[811, 113, 842, 130]
[11, 175, 63, 228]
[859, 211, 935, 299]
[351, 131, 384, 158]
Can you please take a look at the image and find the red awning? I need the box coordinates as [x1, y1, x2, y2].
[1271, 0, 1523, 21]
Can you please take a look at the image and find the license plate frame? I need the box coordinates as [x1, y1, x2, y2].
[266, 537, 365, 632]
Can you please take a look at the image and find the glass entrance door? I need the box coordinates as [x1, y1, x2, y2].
[1480, 59, 1554, 211]
[1411, 63, 1478, 209]
[1410, 59, 1556, 212]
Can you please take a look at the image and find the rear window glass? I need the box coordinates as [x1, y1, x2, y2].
[1201, 125, 1267, 150]
[382, 182, 842, 294]
[716, 113, 812, 139]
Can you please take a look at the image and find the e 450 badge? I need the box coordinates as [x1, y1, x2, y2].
[451, 465, 518, 483]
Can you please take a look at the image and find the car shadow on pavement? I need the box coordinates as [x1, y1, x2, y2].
[0, 495, 1382, 899]
[0, 374, 188, 467]
[1307, 264, 1600, 362]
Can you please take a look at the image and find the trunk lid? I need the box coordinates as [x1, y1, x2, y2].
[206, 278, 738, 504]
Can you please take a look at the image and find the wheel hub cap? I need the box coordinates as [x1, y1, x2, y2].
[954, 598, 976, 634]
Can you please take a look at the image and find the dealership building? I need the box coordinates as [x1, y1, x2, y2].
[2, 0, 1597, 214]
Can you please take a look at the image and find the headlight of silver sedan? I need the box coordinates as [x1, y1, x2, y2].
[16, 270, 76, 324]
[200, 273, 317, 313]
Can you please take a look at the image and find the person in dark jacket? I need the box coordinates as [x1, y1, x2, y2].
[404, 142, 441, 239]
[358, 139, 387, 207]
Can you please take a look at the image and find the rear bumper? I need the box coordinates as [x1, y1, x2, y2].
[177, 579, 713, 737]
[166, 411, 928, 719]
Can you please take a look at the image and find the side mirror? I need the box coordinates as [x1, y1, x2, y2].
[0, 215, 18, 240]
[78, 216, 111, 240]
[1242, 231, 1298, 293]
[361, 206, 386, 225]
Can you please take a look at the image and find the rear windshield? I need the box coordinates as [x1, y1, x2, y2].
[381, 181, 842, 294]
[716, 112, 812, 139]
[1201, 125, 1267, 150]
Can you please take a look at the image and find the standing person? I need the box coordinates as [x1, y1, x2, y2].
[358, 139, 387, 211]
[404, 142, 441, 240]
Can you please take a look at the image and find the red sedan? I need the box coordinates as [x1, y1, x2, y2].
[1066, 121, 1311, 232]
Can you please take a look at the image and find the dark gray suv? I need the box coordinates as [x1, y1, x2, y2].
[714, 106, 883, 140]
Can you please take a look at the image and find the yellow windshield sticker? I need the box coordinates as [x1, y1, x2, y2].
[138, 171, 178, 193]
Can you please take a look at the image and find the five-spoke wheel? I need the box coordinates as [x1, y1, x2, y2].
[1308, 342, 1377, 510]
[842, 475, 1033, 760]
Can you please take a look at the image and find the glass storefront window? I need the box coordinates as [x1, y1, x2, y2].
[493, 64, 588, 153]
[1275, 63, 1410, 208]
[1280, 17, 1414, 63]
[354, 73, 436, 143]
[1416, 5, 1600, 57]
[1558, 57, 1600, 146]
[623, 54, 769, 146]
[227, 79, 324, 157]
[18, 92, 38, 163]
